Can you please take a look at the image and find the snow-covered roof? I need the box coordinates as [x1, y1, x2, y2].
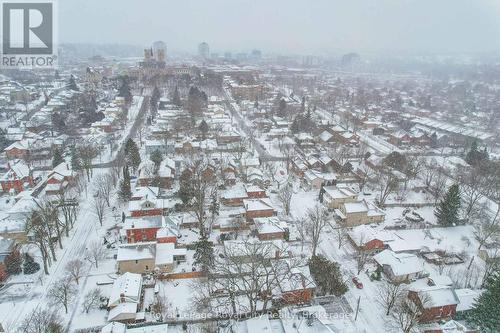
[243, 198, 274, 212]
[254, 217, 288, 235]
[455, 288, 483, 312]
[107, 302, 138, 322]
[411, 285, 459, 308]
[116, 242, 155, 262]
[323, 186, 357, 199]
[155, 242, 186, 266]
[373, 249, 423, 277]
[108, 272, 143, 307]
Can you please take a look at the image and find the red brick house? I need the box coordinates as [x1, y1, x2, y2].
[0, 238, 17, 282]
[388, 130, 412, 146]
[4, 141, 28, 160]
[347, 225, 393, 252]
[254, 217, 288, 241]
[45, 162, 76, 195]
[243, 198, 276, 222]
[128, 198, 164, 217]
[0, 160, 33, 194]
[221, 185, 248, 206]
[245, 184, 266, 198]
[408, 286, 459, 323]
[278, 266, 316, 305]
[137, 159, 175, 189]
[124, 218, 161, 243]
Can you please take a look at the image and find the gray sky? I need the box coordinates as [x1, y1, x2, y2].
[59, 0, 500, 54]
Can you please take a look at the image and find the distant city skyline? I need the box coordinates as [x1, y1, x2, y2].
[58, 0, 500, 55]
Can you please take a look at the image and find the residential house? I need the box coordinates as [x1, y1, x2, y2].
[243, 198, 276, 221]
[107, 272, 143, 308]
[128, 197, 164, 217]
[347, 225, 394, 252]
[254, 217, 288, 241]
[0, 237, 17, 281]
[116, 241, 186, 274]
[45, 162, 75, 195]
[336, 200, 385, 227]
[373, 249, 425, 283]
[0, 160, 33, 194]
[323, 186, 358, 209]
[4, 141, 29, 159]
[117, 242, 156, 274]
[408, 286, 459, 323]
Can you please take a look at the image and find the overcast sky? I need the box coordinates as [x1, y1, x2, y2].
[58, 0, 500, 55]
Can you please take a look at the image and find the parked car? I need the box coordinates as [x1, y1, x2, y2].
[352, 277, 363, 289]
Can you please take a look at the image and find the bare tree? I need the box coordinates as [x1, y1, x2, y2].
[306, 204, 329, 256]
[86, 241, 106, 269]
[151, 294, 170, 322]
[211, 240, 304, 316]
[355, 247, 370, 275]
[277, 181, 294, 216]
[333, 222, 347, 249]
[375, 170, 399, 206]
[186, 158, 215, 237]
[65, 259, 85, 285]
[25, 204, 59, 275]
[47, 276, 77, 314]
[392, 292, 430, 333]
[74, 172, 88, 198]
[422, 159, 438, 189]
[474, 204, 500, 250]
[19, 307, 64, 333]
[295, 217, 307, 252]
[357, 162, 374, 192]
[430, 170, 447, 203]
[58, 187, 79, 237]
[95, 173, 114, 207]
[78, 142, 100, 181]
[377, 282, 405, 316]
[92, 193, 107, 226]
[82, 288, 103, 314]
[458, 167, 488, 221]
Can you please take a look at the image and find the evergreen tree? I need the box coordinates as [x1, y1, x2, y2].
[178, 170, 194, 205]
[309, 255, 348, 296]
[466, 140, 489, 167]
[209, 191, 219, 218]
[198, 120, 209, 140]
[119, 166, 132, 201]
[52, 148, 63, 168]
[149, 150, 163, 172]
[5, 250, 22, 275]
[70, 147, 81, 170]
[254, 97, 259, 110]
[151, 86, 161, 102]
[193, 235, 214, 272]
[301, 96, 306, 113]
[319, 184, 325, 203]
[278, 98, 287, 117]
[467, 270, 500, 332]
[125, 139, 141, 172]
[68, 75, 79, 91]
[23, 253, 40, 274]
[172, 86, 182, 106]
[0, 128, 9, 151]
[435, 184, 461, 226]
[118, 76, 132, 104]
[290, 116, 301, 133]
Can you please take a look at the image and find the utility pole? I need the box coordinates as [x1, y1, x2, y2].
[354, 296, 361, 321]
